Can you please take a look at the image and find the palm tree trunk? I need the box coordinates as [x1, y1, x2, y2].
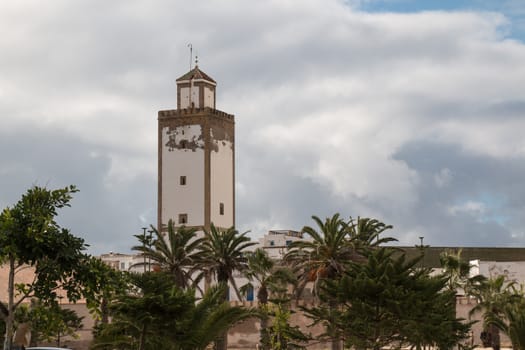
[256, 286, 270, 350]
[490, 323, 500, 350]
[214, 334, 227, 350]
[260, 314, 269, 350]
[216, 276, 229, 350]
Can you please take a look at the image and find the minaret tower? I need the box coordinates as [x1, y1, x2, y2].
[158, 65, 235, 232]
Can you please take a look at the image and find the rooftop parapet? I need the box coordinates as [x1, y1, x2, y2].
[158, 107, 234, 121]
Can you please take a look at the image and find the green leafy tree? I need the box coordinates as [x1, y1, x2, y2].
[305, 248, 471, 350]
[92, 272, 256, 350]
[240, 248, 296, 349]
[132, 220, 205, 290]
[0, 186, 103, 350]
[82, 257, 129, 330]
[17, 300, 83, 347]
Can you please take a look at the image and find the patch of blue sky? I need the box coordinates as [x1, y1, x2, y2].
[477, 192, 509, 225]
[349, 0, 525, 42]
[451, 192, 509, 225]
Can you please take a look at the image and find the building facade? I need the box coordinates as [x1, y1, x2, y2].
[158, 66, 235, 232]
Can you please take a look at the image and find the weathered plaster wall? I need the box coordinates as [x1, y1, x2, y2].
[161, 124, 205, 226]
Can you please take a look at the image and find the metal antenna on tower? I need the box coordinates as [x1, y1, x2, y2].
[187, 43, 193, 70]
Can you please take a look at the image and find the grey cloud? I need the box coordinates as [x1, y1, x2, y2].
[393, 141, 525, 246]
[1, 0, 525, 253]
[0, 124, 156, 254]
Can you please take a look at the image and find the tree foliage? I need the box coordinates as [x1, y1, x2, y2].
[284, 214, 395, 298]
[92, 272, 257, 350]
[132, 220, 205, 290]
[267, 303, 309, 350]
[304, 248, 471, 350]
[200, 224, 256, 300]
[0, 186, 109, 350]
[284, 214, 395, 350]
[488, 297, 525, 350]
[17, 300, 83, 347]
[439, 249, 471, 294]
[240, 248, 297, 349]
[468, 275, 522, 350]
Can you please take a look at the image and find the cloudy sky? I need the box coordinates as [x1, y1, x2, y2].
[1, 0, 525, 254]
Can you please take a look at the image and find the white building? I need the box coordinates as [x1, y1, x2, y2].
[99, 252, 145, 273]
[257, 230, 307, 260]
[158, 65, 234, 233]
[470, 259, 525, 284]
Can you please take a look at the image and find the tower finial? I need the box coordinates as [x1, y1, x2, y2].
[187, 43, 193, 70]
[195, 55, 199, 67]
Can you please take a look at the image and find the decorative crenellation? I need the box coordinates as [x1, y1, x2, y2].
[158, 107, 234, 121]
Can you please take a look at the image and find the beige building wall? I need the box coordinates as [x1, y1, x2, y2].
[210, 138, 234, 228]
[0, 265, 36, 304]
[161, 124, 205, 227]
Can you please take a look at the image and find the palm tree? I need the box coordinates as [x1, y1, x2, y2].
[347, 216, 395, 249]
[132, 219, 205, 291]
[200, 224, 256, 350]
[489, 298, 525, 350]
[469, 275, 520, 350]
[240, 248, 297, 350]
[284, 214, 354, 298]
[175, 283, 259, 350]
[439, 248, 471, 294]
[242, 248, 296, 305]
[200, 224, 256, 300]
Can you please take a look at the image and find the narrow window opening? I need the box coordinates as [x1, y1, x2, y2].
[180, 140, 187, 149]
[178, 214, 188, 224]
[219, 202, 224, 215]
[180, 176, 186, 185]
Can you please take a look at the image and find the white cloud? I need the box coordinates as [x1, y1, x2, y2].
[448, 201, 487, 216]
[1, 0, 525, 251]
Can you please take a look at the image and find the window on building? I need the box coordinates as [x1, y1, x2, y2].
[180, 140, 187, 149]
[179, 213, 188, 224]
[120, 262, 125, 270]
[246, 285, 254, 302]
[270, 240, 275, 246]
[180, 176, 186, 185]
[219, 202, 224, 215]
[286, 240, 292, 246]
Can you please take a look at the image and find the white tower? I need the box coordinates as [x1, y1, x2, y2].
[158, 66, 235, 232]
